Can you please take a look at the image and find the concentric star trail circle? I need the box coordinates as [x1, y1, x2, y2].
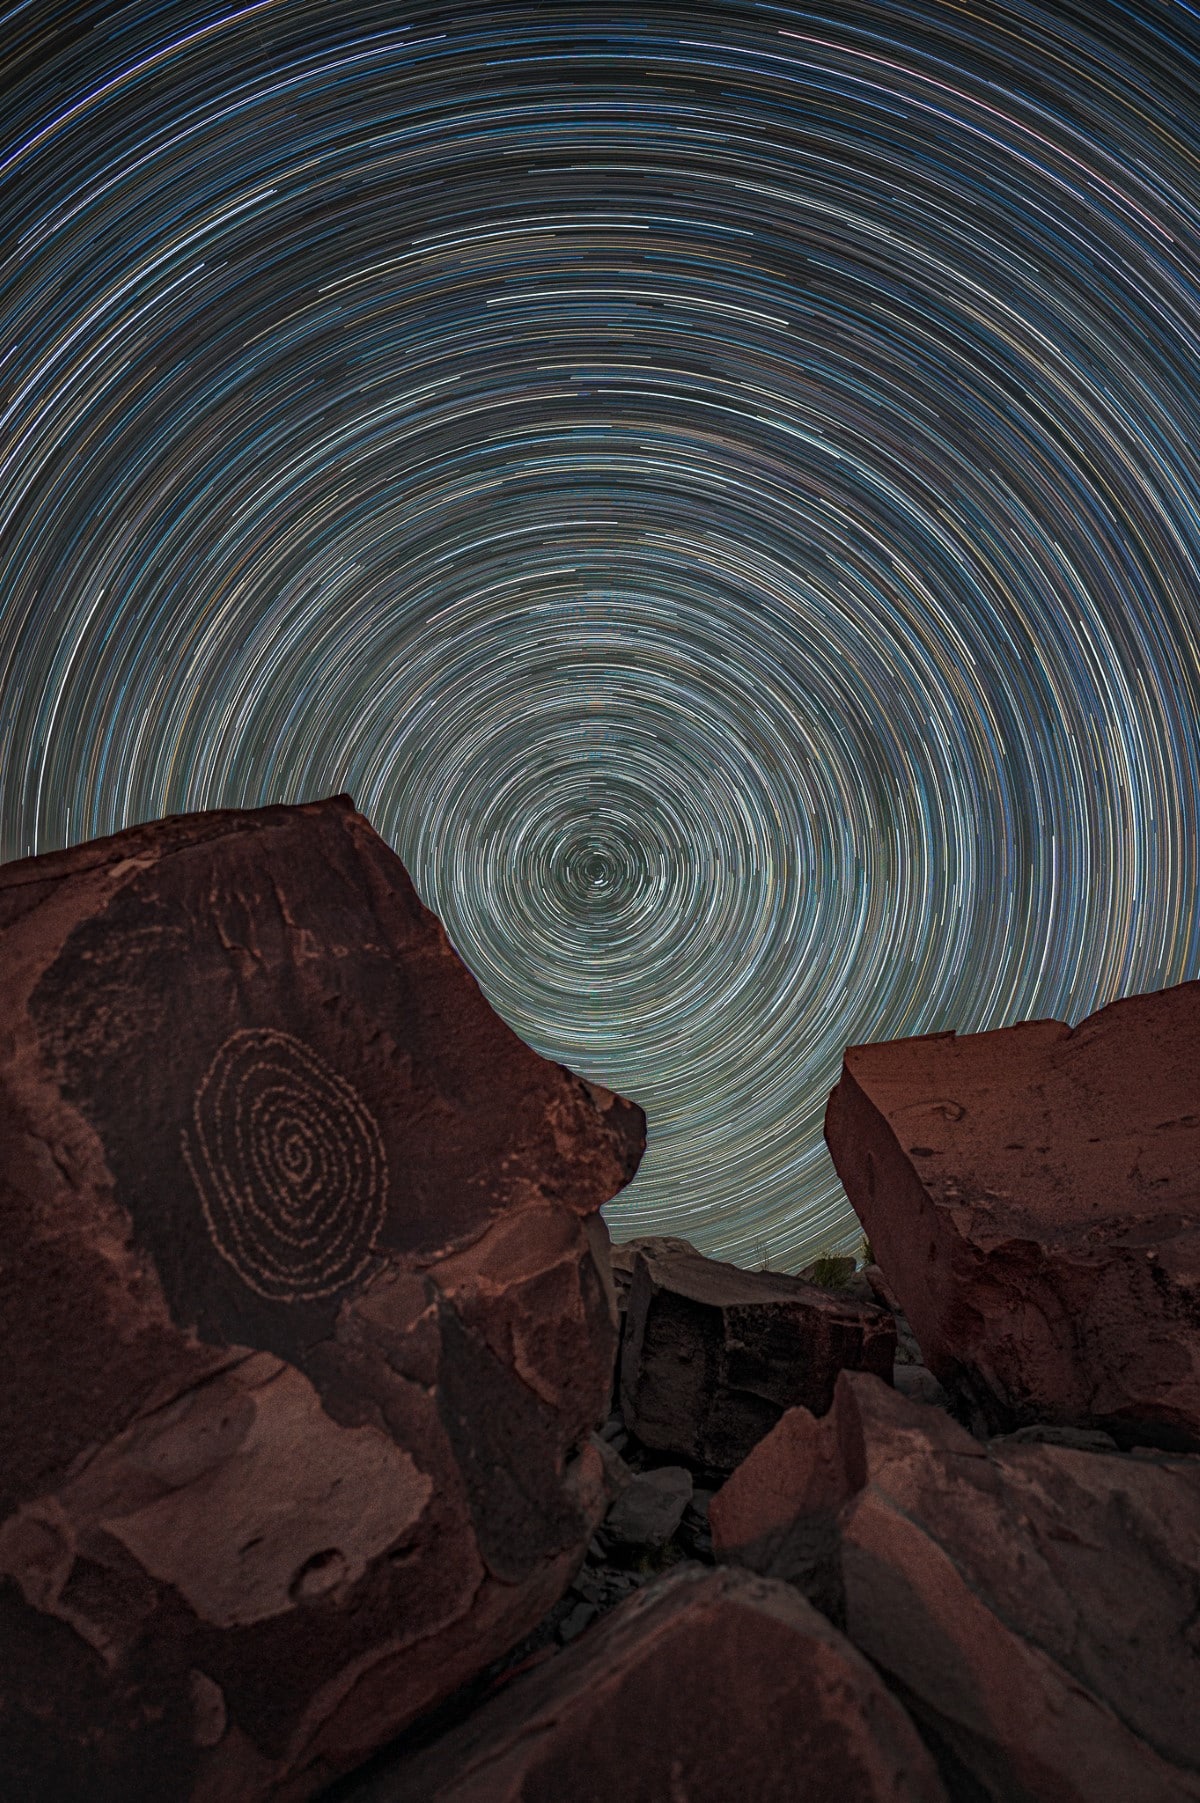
[3, 2, 1200, 1269]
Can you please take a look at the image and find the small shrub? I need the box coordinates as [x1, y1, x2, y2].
[800, 1251, 855, 1290]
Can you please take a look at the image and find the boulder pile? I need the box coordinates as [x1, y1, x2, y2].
[4, 800, 1199, 1802]
[346, 984, 1200, 1802]
[710, 1370, 1200, 1803]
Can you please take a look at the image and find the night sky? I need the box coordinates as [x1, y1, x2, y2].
[3, 0, 1200, 1272]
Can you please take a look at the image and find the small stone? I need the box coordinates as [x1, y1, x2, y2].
[892, 1316, 925, 1366]
[863, 1264, 902, 1312]
[187, 1670, 226, 1749]
[605, 1466, 693, 1547]
[568, 1572, 606, 1606]
[590, 1431, 635, 1502]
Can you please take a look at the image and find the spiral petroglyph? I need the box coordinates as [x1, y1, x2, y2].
[182, 1028, 387, 1302]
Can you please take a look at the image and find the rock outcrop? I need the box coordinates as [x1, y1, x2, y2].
[348, 1563, 950, 1803]
[620, 1237, 895, 1469]
[0, 797, 644, 1801]
[825, 986, 1200, 1448]
[711, 1369, 1200, 1803]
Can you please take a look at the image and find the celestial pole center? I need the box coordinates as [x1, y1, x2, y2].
[2, 0, 1200, 1269]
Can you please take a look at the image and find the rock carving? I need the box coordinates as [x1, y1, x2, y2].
[182, 1027, 387, 1301]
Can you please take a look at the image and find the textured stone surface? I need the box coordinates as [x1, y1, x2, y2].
[711, 1369, 1200, 1803]
[348, 1563, 949, 1803]
[0, 797, 644, 1801]
[620, 1239, 895, 1469]
[825, 986, 1200, 1448]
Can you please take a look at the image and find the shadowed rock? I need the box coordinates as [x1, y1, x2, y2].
[346, 1563, 949, 1803]
[0, 797, 644, 1801]
[825, 986, 1200, 1448]
[607, 1233, 701, 1415]
[603, 1465, 693, 1547]
[619, 1239, 895, 1470]
[711, 1369, 1200, 1803]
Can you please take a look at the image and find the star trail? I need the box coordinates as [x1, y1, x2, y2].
[3, 0, 1200, 1270]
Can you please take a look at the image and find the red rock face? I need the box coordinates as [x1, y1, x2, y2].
[619, 1238, 895, 1470]
[824, 988, 1200, 1448]
[0, 797, 644, 1801]
[710, 1371, 1200, 1803]
[353, 1563, 950, 1803]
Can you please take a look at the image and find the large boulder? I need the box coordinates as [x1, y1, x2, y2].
[620, 1238, 895, 1470]
[711, 1370, 1200, 1803]
[0, 797, 644, 1801]
[825, 987, 1200, 1448]
[349, 1563, 949, 1802]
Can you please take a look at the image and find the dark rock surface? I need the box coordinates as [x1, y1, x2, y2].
[0, 797, 644, 1801]
[825, 986, 1200, 1449]
[711, 1369, 1200, 1803]
[606, 1234, 701, 1415]
[343, 1563, 950, 1803]
[620, 1237, 896, 1469]
[862, 1265, 928, 1366]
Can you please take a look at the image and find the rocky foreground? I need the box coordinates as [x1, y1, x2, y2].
[1, 798, 1198, 1801]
